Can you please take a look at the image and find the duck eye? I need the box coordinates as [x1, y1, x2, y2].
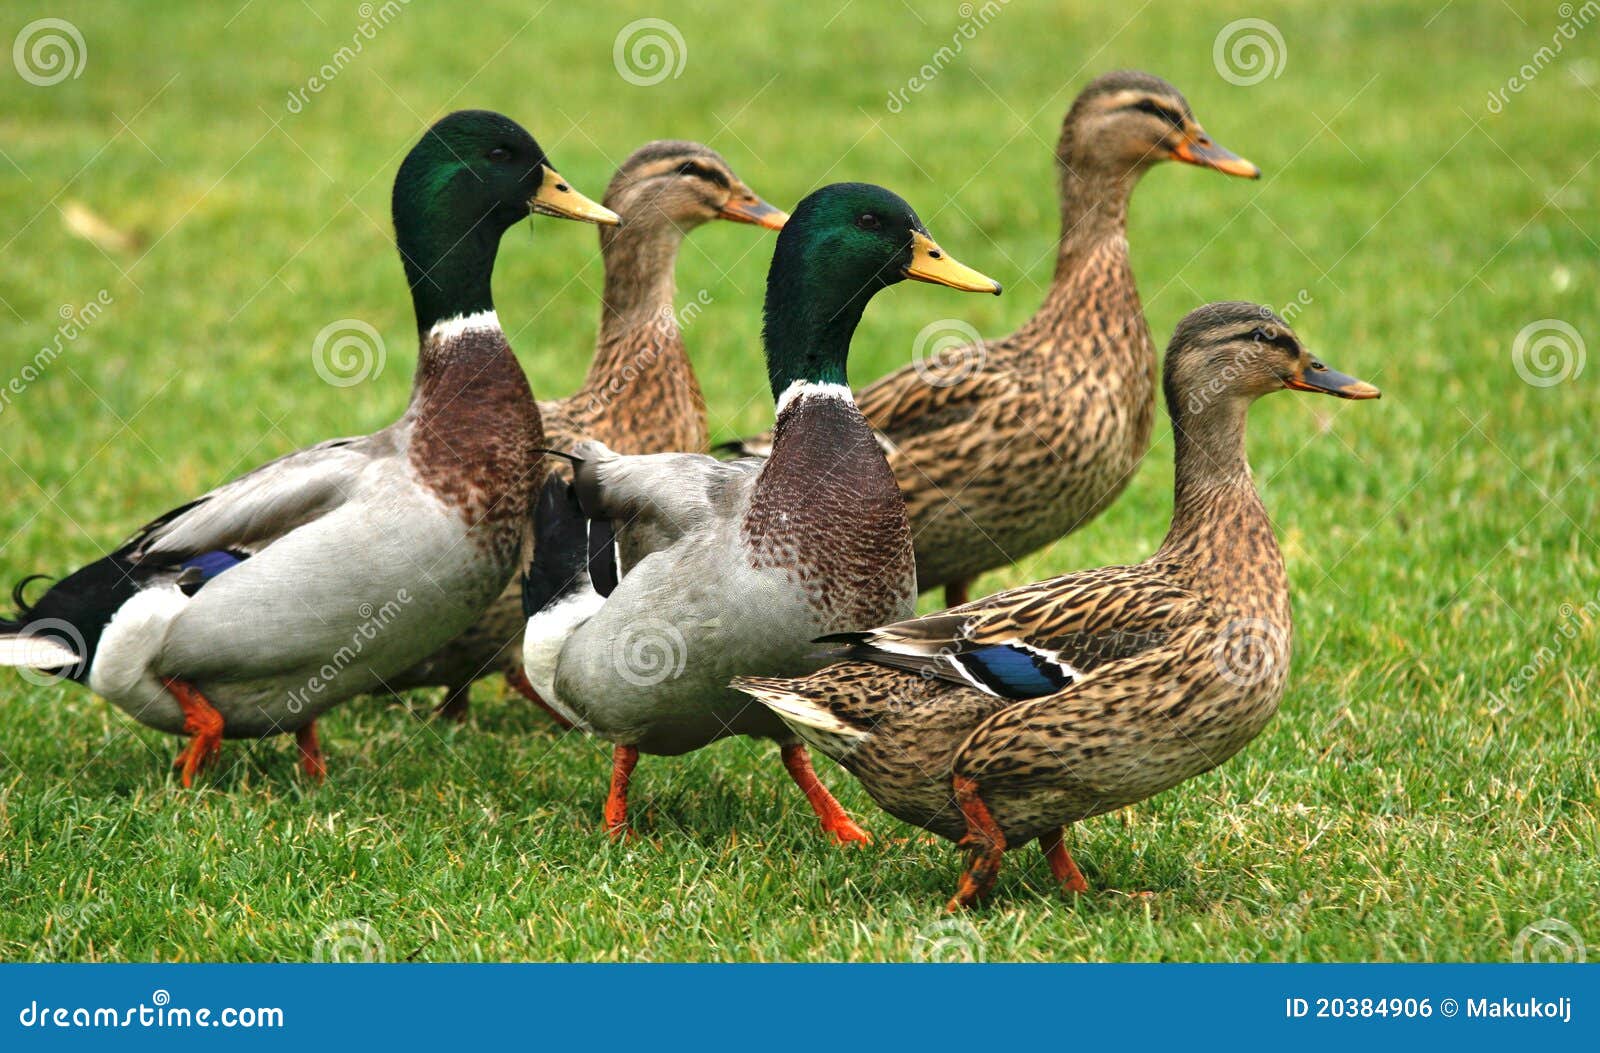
[487, 147, 511, 162]
[856, 212, 881, 231]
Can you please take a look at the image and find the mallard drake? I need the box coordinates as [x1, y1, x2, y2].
[0, 111, 618, 784]
[521, 182, 1001, 842]
[721, 70, 1258, 607]
[387, 141, 787, 723]
[734, 302, 1379, 908]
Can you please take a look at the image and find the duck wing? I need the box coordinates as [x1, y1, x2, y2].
[129, 433, 386, 564]
[819, 565, 1204, 701]
[568, 439, 761, 563]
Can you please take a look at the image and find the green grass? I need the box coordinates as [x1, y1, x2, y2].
[1, 0, 1596, 961]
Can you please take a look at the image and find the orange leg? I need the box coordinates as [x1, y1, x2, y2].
[162, 677, 224, 789]
[1039, 828, 1089, 894]
[296, 722, 327, 783]
[780, 743, 871, 845]
[604, 744, 639, 841]
[944, 578, 971, 608]
[946, 775, 1007, 911]
[433, 682, 471, 723]
[505, 667, 575, 730]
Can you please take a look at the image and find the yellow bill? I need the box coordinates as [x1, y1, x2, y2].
[905, 231, 1002, 295]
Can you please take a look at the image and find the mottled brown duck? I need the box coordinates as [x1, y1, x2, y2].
[386, 141, 787, 722]
[721, 70, 1258, 607]
[735, 302, 1379, 909]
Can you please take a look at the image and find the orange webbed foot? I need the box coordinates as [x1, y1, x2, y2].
[163, 678, 224, 789]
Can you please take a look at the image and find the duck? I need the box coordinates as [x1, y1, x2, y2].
[386, 141, 787, 723]
[719, 70, 1259, 607]
[733, 302, 1380, 909]
[521, 182, 1002, 842]
[0, 110, 618, 785]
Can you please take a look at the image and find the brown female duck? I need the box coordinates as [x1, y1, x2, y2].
[722, 70, 1258, 606]
[387, 141, 786, 721]
[735, 302, 1379, 909]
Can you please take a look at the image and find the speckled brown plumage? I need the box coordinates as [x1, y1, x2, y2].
[735, 303, 1380, 908]
[409, 325, 544, 557]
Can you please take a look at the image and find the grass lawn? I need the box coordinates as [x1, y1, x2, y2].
[0, 0, 1595, 961]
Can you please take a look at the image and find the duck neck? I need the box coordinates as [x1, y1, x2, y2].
[595, 219, 686, 342]
[761, 277, 865, 398]
[1158, 396, 1283, 598]
[398, 213, 504, 341]
[1050, 122, 1142, 284]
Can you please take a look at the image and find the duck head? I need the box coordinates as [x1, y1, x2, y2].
[1165, 302, 1380, 421]
[604, 140, 788, 232]
[761, 182, 1000, 399]
[391, 109, 618, 330]
[1059, 70, 1259, 182]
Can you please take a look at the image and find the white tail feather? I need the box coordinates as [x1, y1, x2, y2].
[734, 681, 865, 742]
[0, 634, 82, 669]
